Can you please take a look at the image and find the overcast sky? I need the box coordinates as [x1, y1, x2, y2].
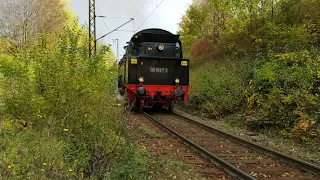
[71, 0, 192, 61]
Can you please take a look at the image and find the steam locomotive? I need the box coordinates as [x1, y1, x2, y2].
[118, 28, 190, 110]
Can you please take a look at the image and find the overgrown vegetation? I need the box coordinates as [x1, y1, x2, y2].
[0, 0, 147, 179]
[138, 126, 165, 139]
[179, 0, 320, 141]
[188, 58, 251, 117]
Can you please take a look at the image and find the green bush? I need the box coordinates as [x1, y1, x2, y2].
[108, 147, 148, 180]
[0, 24, 148, 179]
[179, 0, 320, 140]
[0, 124, 71, 179]
[262, 22, 318, 53]
[246, 49, 320, 133]
[188, 58, 251, 117]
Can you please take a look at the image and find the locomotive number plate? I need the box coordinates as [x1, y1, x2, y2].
[150, 67, 168, 73]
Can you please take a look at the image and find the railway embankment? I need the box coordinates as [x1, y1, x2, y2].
[178, 0, 320, 163]
[174, 109, 320, 167]
[138, 110, 320, 179]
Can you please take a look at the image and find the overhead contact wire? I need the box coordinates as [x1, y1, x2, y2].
[134, 0, 148, 19]
[135, 0, 164, 32]
[96, 1, 110, 33]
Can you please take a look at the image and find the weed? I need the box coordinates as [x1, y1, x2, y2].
[138, 126, 165, 139]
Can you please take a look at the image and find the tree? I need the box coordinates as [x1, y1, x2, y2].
[0, 0, 66, 54]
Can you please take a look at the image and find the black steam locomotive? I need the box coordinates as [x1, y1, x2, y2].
[118, 28, 190, 110]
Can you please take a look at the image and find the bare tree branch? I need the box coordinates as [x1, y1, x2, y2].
[0, 0, 66, 54]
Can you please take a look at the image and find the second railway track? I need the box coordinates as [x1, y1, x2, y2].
[142, 110, 320, 180]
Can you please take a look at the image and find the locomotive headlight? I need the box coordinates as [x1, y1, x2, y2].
[158, 44, 165, 51]
[138, 76, 145, 83]
[175, 78, 180, 84]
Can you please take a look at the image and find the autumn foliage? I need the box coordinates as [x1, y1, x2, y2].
[0, 1, 147, 179]
[191, 39, 216, 65]
[179, 0, 320, 140]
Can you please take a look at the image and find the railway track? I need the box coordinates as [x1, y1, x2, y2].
[142, 110, 320, 180]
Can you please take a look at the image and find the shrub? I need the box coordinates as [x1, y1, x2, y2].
[188, 58, 251, 117]
[245, 49, 320, 137]
[0, 24, 148, 179]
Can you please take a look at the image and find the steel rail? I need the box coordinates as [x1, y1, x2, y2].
[142, 111, 256, 180]
[173, 111, 320, 176]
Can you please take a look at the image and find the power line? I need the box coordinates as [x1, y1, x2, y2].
[115, 30, 135, 32]
[96, 1, 134, 37]
[96, 1, 109, 32]
[135, 0, 164, 32]
[134, 0, 148, 19]
[96, 18, 134, 42]
[98, 16, 132, 19]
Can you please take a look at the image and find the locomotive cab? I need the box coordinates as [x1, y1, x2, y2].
[118, 28, 190, 110]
